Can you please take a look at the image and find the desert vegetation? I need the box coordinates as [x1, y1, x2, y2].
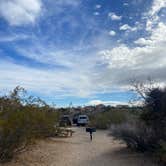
[0, 87, 59, 163]
[0, 83, 165, 165]
[110, 84, 166, 164]
[89, 108, 131, 129]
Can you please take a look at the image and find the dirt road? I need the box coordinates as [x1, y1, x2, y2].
[2, 127, 158, 166]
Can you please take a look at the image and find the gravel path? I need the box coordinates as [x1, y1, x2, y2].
[2, 127, 159, 166]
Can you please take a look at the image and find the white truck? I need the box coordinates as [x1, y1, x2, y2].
[77, 115, 89, 126]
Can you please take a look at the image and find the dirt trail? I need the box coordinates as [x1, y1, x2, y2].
[2, 127, 159, 166]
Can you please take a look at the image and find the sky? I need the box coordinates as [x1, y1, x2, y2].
[0, 0, 166, 107]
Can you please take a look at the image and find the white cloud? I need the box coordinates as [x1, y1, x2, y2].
[0, 0, 166, 102]
[0, 59, 95, 98]
[123, 3, 129, 6]
[134, 38, 153, 46]
[135, 22, 166, 46]
[95, 4, 101, 9]
[97, 1, 166, 90]
[119, 24, 137, 31]
[149, 0, 166, 16]
[109, 30, 116, 36]
[145, 0, 166, 31]
[93, 12, 100, 16]
[87, 100, 129, 106]
[108, 12, 122, 20]
[54, 0, 80, 6]
[5, 42, 106, 98]
[0, 34, 29, 42]
[0, 0, 42, 26]
[99, 22, 166, 86]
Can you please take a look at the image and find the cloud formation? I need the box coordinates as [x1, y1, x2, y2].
[119, 24, 137, 31]
[0, 0, 42, 26]
[87, 100, 129, 106]
[108, 12, 122, 20]
[99, 0, 166, 87]
[109, 30, 116, 36]
[0, 0, 166, 106]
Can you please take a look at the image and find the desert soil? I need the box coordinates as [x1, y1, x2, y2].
[1, 127, 159, 166]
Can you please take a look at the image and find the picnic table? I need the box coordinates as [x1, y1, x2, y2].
[58, 127, 74, 137]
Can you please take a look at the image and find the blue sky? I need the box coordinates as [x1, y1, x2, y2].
[0, 0, 166, 107]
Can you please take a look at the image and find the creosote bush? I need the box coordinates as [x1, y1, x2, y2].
[110, 121, 156, 151]
[110, 86, 166, 164]
[90, 109, 128, 129]
[0, 87, 59, 162]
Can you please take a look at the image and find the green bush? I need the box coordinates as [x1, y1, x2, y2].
[0, 87, 59, 162]
[90, 113, 109, 129]
[90, 109, 128, 129]
[156, 141, 166, 164]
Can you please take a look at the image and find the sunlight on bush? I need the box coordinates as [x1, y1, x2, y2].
[0, 87, 59, 162]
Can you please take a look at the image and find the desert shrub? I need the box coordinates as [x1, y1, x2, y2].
[0, 87, 59, 162]
[0, 109, 59, 162]
[141, 88, 166, 140]
[156, 141, 166, 164]
[90, 113, 109, 129]
[110, 86, 166, 164]
[110, 120, 157, 151]
[90, 109, 128, 129]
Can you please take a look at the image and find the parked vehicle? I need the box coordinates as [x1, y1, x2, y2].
[72, 114, 79, 124]
[59, 115, 72, 127]
[77, 115, 89, 126]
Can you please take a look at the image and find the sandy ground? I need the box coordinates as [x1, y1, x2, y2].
[1, 127, 159, 166]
